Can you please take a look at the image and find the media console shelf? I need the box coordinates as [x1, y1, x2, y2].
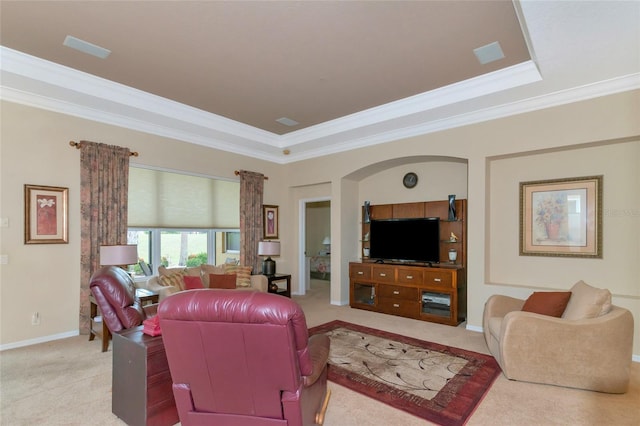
[349, 262, 466, 326]
[353, 199, 467, 326]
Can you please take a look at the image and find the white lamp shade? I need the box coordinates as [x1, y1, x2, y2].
[322, 236, 331, 245]
[258, 241, 280, 257]
[100, 245, 138, 266]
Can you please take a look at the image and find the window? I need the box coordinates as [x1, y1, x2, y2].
[128, 166, 241, 277]
[127, 228, 240, 277]
[224, 232, 240, 253]
[128, 167, 239, 229]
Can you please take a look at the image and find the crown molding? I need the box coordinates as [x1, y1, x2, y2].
[1, 46, 638, 164]
[278, 61, 542, 147]
[284, 73, 640, 162]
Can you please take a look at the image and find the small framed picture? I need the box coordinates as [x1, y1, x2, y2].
[24, 184, 69, 244]
[520, 175, 602, 258]
[263, 205, 279, 239]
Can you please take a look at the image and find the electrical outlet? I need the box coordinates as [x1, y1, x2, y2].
[31, 312, 40, 325]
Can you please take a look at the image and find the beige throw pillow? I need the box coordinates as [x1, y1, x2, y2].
[158, 266, 181, 276]
[562, 280, 612, 320]
[158, 272, 186, 290]
[183, 266, 202, 277]
[223, 264, 252, 287]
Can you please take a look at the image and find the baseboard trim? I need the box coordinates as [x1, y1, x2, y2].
[0, 330, 79, 352]
[466, 324, 483, 333]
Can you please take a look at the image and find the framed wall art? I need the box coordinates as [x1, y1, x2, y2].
[24, 184, 69, 244]
[520, 175, 602, 258]
[263, 205, 279, 239]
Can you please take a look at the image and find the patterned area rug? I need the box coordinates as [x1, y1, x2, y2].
[309, 320, 500, 426]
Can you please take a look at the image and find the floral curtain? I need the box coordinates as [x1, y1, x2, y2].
[79, 141, 130, 334]
[239, 170, 264, 274]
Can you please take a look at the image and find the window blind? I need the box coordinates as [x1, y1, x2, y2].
[128, 167, 239, 228]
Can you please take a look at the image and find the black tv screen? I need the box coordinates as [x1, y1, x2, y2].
[369, 218, 440, 264]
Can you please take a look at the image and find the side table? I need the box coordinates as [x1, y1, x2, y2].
[266, 273, 291, 298]
[112, 326, 178, 426]
[137, 288, 160, 305]
[89, 293, 111, 352]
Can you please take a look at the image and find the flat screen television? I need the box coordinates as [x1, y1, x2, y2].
[369, 218, 440, 264]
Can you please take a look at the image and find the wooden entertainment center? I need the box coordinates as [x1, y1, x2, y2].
[350, 199, 467, 326]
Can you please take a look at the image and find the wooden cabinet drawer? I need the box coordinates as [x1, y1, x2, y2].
[350, 263, 371, 280]
[424, 271, 453, 288]
[378, 298, 419, 318]
[378, 284, 418, 300]
[372, 266, 395, 283]
[397, 268, 423, 284]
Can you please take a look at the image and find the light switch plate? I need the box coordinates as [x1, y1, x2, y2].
[0, 218, 8, 227]
[0, 255, 8, 265]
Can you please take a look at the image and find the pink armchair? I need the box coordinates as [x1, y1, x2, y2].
[89, 266, 157, 334]
[158, 289, 331, 426]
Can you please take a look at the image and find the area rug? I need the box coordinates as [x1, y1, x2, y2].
[308, 320, 500, 426]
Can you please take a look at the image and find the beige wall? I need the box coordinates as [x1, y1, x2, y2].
[0, 101, 283, 348]
[2, 89, 639, 357]
[284, 89, 640, 355]
[489, 141, 639, 295]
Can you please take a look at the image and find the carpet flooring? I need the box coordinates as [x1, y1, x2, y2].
[1, 279, 639, 425]
[310, 320, 500, 426]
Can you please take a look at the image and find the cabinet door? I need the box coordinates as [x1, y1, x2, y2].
[351, 282, 377, 307]
[420, 290, 453, 321]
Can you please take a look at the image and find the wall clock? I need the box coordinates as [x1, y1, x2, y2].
[403, 172, 418, 188]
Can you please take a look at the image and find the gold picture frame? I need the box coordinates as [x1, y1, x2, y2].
[24, 184, 69, 244]
[263, 205, 279, 239]
[520, 175, 602, 258]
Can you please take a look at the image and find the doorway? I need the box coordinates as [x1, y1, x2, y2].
[298, 197, 331, 296]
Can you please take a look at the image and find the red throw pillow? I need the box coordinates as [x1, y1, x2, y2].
[209, 273, 237, 289]
[522, 291, 572, 317]
[183, 275, 204, 290]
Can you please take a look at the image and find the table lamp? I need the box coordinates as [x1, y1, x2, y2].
[322, 236, 331, 254]
[100, 244, 138, 269]
[258, 241, 280, 275]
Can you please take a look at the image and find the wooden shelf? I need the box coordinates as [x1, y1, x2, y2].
[357, 199, 467, 325]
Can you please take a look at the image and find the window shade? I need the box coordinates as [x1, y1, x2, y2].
[128, 167, 239, 228]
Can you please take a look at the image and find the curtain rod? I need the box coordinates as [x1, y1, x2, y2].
[234, 170, 268, 180]
[69, 141, 139, 157]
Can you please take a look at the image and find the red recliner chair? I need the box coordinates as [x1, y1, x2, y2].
[89, 266, 157, 350]
[158, 289, 331, 426]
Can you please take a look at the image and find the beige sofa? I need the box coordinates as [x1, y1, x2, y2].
[483, 280, 634, 393]
[137, 264, 268, 301]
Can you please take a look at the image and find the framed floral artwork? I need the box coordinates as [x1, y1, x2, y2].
[263, 205, 279, 239]
[24, 184, 69, 244]
[520, 176, 602, 258]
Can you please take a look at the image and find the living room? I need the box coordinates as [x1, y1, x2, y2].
[4, 91, 639, 349]
[1, 1, 639, 424]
